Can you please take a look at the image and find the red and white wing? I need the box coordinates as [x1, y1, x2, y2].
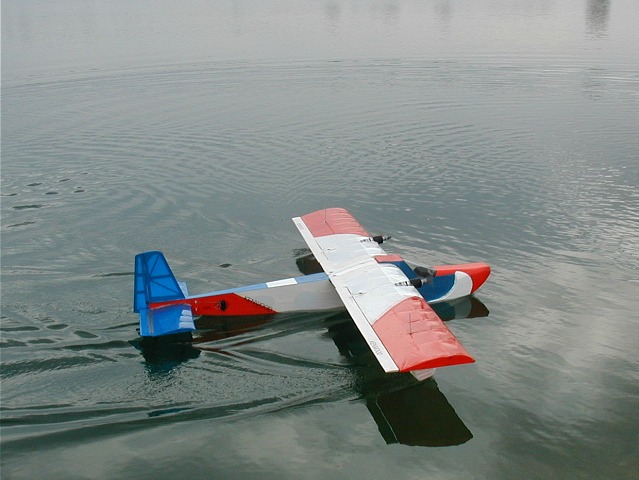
[293, 208, 474, 373]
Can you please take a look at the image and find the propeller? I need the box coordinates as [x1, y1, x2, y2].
[395, 266, 437, 289]
[361, 235, 392, 244]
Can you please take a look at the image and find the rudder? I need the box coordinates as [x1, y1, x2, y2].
[134, 251, 186, 312]
[134, 251, 194, 337]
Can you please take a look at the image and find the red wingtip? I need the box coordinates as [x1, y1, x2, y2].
[372, 296, 475, 373]
[301, 208, 370, 237]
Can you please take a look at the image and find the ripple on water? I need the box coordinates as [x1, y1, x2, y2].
[2, 56, 638, 477]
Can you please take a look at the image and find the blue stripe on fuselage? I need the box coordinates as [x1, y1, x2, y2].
[294, 272, 330, 284]
[381, 260, 455, 302]
[187, 272, 329, 299]
[182, 263, 454, 303]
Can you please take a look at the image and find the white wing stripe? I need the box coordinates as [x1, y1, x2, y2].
[293, 217, 398, 372]
[335, 285, 399, 372]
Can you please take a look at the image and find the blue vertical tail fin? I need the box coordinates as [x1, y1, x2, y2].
[134, 251, 195, 337]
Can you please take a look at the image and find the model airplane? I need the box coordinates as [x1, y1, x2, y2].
[134, 208, 490, 378]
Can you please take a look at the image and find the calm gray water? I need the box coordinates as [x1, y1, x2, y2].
[2, 1, 639, 478]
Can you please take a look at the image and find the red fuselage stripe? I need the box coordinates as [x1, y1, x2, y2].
[150, 292, 277, 316]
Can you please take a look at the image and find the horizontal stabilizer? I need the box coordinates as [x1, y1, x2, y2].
[139, 304, 195, 337]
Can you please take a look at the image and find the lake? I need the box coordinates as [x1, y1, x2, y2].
[2, 1, 638, 478]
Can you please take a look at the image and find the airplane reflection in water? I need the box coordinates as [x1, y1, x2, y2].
[132, 290, 488, 447]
